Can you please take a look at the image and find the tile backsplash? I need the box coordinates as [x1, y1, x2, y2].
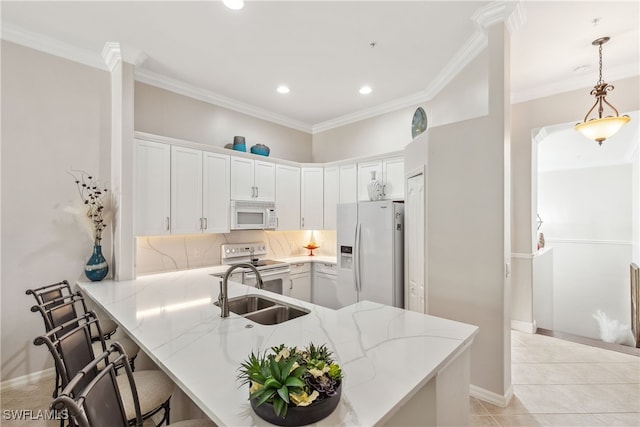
[136, 230, 336, 275]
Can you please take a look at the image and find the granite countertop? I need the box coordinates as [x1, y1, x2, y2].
[78, 268, 477, 426]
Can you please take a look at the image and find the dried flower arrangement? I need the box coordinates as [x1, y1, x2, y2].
[67, 170, 110, 245]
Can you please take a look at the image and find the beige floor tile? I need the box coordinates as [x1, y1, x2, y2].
[471, 397, 491, 415]
[541, 413, 606, 426]
[511, 385, 586, 413]
[592, 412, 640, 426]
[492, 414, 550, 426]
[470, 415, 500, 426]
[564, 384, 640, 413]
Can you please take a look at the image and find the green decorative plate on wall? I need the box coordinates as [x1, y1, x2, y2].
[411, 107, 428, 139]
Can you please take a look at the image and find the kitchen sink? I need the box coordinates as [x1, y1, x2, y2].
[214, 294, 309, 325]
[214, 295, 276, 315]
[244, 305, 309, 325]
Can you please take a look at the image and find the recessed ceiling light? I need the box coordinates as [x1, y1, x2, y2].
[223, 0, 244, 10]
[277, 85, 290, 94]
[359, 85, 372, 95]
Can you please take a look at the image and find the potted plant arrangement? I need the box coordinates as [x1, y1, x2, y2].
[238, 343, 343, 426]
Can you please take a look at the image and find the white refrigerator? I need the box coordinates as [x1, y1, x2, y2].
[331, 200, 404, 309]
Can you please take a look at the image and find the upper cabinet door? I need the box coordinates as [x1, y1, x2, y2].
[357, 160, 383, 202]
[275, 164, 300, 230]
[339, 163, 357, 204]
[323, 166, 339, 230]
[203, 152, 230, 233]
[171, 146, 203, 235]
[135, 140, 171, 236]
[230, 157, 255, 201]
[254, 160, 276, 202]
[382, 156, 405, 200]
[301, 167, 324, 230]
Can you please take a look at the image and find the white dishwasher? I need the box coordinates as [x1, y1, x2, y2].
[313, 262, 339, 309]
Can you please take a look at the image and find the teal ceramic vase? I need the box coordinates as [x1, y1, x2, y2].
[85, 244, 109, 281]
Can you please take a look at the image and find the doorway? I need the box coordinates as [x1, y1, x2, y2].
[532, 111, 639, 345]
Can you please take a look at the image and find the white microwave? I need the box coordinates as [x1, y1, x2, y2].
[231, 200, 277, 230]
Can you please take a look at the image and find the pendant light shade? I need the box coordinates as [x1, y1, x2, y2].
[574, 37, 630, 145]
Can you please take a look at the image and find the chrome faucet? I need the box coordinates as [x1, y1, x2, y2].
[219, 263, 264, 318]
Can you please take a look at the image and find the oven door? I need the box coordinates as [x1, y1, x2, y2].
[244, 268, 290, 295]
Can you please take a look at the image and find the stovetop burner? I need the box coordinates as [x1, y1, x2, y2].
[221, 243, 289, 271]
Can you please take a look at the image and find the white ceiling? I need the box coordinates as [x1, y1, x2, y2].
[2, 1, 639, 134]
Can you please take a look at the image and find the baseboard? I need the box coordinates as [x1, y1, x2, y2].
[1, 367, 55, 391]
[470, 383, 513, 408]
[511, 319, 537, 333]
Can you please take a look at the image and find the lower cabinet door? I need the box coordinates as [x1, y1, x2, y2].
[289, 273, 311, 302]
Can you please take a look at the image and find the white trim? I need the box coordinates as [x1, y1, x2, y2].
[1, 367, 55, 391]
[134, 69, 313, 134]
[511, 252, 533, 259]
[470, 383, 514, 408]
[1, 22, 108, 71]
[102, 42, 122, 72]
[511, 319, 537, 334]
[312, 31, 488, 134]
[545, 238, 632, 246]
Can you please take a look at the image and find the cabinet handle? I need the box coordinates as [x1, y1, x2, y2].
[166, 217, 170, 231]
[382, 184, 387, 197]
[199, 218, 203, 230]
[301, 217, 304, 228]
[289, 279, 293, 290]
[204, 218, 208, 230]
[256, 186, 259, 198]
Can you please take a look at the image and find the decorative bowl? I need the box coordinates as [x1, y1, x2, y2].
[250, 382, 341, 426]
[250, 144, 270, 156]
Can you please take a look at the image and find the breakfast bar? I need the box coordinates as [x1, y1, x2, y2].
[78, 267, 478, 426]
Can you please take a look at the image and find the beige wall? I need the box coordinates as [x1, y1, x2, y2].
[312, 50, 488, 162]
[135, 82, 313, 163]
[510, 75, 640, 327]
[1, 41, 111, 381]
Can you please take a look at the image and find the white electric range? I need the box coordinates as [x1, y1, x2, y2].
[218, 242, 290, 295]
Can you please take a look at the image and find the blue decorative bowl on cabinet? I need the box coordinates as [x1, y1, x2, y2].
[250, 144, 270, 156]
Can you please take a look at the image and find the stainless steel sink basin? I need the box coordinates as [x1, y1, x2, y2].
[214, 294, 309, 325]
[244, 305, 310, 325]
[214, 295, 276, 315]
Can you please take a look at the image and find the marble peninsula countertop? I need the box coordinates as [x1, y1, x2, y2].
[78, 267, 477, 426]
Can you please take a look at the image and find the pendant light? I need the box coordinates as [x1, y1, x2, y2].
[574, 37, 630, 145]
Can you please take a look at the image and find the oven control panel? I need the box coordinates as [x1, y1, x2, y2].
[221, 242, 268, 262]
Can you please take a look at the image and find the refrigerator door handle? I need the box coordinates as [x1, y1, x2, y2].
[354, 222, 362, 292]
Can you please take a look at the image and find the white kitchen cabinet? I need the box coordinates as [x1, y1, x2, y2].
[171, 146, 230, 235]
[230, 157, 275, 201]
[275, 164, 300, 230]
[323, 166, 339, 230]
[301, 167, 324, 230]
[339, 163, 357, 203]
[202, 152, 231, 233]
[287, 262, 311, 302]
[135, 140, 171, 236]
[357, 156, 404, 201]
[382, 156, 405, 200]
[171, 146, 203, 235]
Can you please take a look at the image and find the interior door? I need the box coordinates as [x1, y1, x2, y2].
[406, 173, 425, 313]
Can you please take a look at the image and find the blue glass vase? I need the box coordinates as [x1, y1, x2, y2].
[85, 244, 109, 281]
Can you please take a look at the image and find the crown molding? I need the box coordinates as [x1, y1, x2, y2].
[1, 22, 108, 70]
[135, 69, 313, 134]
[102, 42, 122, 72]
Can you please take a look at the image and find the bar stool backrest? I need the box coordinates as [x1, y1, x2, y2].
[52, 344, 141, 427]
[34, 312, 106, 396]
